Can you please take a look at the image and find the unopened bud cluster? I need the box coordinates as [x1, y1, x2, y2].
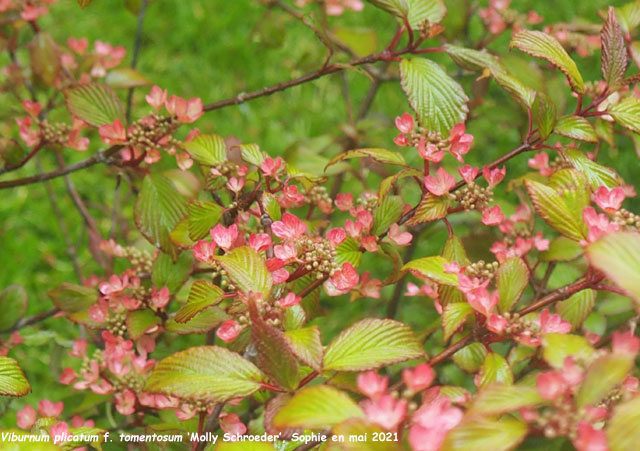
[128, 114, 180, 154]
[612, 208, 640, 229]
[453, 182, 492, 211]
[299, 237, 339, 279]
[40, 120, 72, 146]
[465, 260, 499, 279]
[122, 247, 153, 274]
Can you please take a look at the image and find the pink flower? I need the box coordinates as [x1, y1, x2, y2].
[449, 123, 474, 162]
[220, 413, 247, 436]
[21, 5, 48, 21]
[327, 228, 346, 247]
[193, 240, 216, 263]
[389, 224, 412, 246]
[271, 213, 307, 240]
[274, 243, 297, 261]
[151, 286, 170, 309]
[176, 152, 193, 170]
[583, 206, 619, 243]
[612, 330, 640, 356]
[458, 165, 479, 184]
[175, 403, 197, 421]
[39, 400, 64, 417]
[483, 165, 506, 188]
[357, 371, 388, 399]
[443, 261, 462, 274]
[533, 232, 550, 251]
[16, 116, 40, 146]
[69, 339, 87, 358]
[356, 210, 373, 231]
[22, 100, 42, 117]
[50, 422, 70, 444]
[166, 95, 203, 123]
[68, 129, 89, 151]
[279, 292, 301, 308]
[536, 372, 566, 400]
[528, 152, 553, 176]
[99, 119, 127, 145]
[361, 395, 407, 431]
[146, 85, 167, 110]
[394, 134, 410, 147]
[335, 193, 353, 211]
[115, 390, 136, 415]
[409, 396, 463, 451]
[481, 205, 505, 226]
[538, 309, 571, 334]
[330, 262, 359, 291]
[362, 236, 378, 252]
[60, 368, 77, 385]
[573, 422, 609, 451]
[280, 184, 304, 207]
[68, 37, 88, 54]
[260, 157, 284, 177]
[395, 113, 414, 134]
[423, 167, 455, 196]
[417, 139, 445, 162]
[466, 287, 498, 317]
[249, 233, 271, 252]
[487, 314, 508, 334]
[402, 363, 434, 392]
[210, 224, 239, 250]
[593, 186, 625, 212]
[217, 320, 241, 343]
[17, 405, 36, 430]
[226, 177, 245, 193]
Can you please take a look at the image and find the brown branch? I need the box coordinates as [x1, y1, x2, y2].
[0, 142, 44, 176]
[126, 0, 149, 122]
[429, 335, 473, 365]
[297, 276, 326, 298]
[194, 403, 225, 451]
[0, 308, 60, 333]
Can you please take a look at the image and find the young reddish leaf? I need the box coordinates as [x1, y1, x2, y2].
[542, 333, 594, 368]
[174, 280, 225, 324]
[0, 356, 31, 397]
[249, 300, 300, 390]
[405, 195, 453, 226]
[402, 256, 459, 285]
[135, 174, 189, 260]
[607, 396, 640, 451]
[105, 68, 151, 89]
[477, 353, 513, 389]
[539, 236, 583, 262]
[510, 30, 584, 93]
[609, 96, 640, 133]
[400, 58, 469, 135]
[407, 0, 447, 29]
[586, 231, 640, 304]
[165, 307, 229, 334]
[183, 134, 227, 166]
[145, 346, 266, 402]
[524, 179, 586, 241]
[601, 7, 628, 89]
[284, 326, 323, 371]
[441, 417, 528, 451]
[323, 319, 424, 371]
[556, 289, 596, 330]
[468, 383, 543, 416]
[65, 83, 126, 127]
[563, 149, 622, 190]
[533, 92, 557, 140]
[0, 285, 27, 330]
[272, 385, 364, 430]
[442, 303, 474, 341]
[496, 258, 529, 313]
[371, 195, 404, 236]
[325, 148, 407, 170]
[328, 419, 397, 450]
[453, 342, 487, 373]
[151, 251, 193, 293]
[577, 353, 633, 408]
[126, 310, 160, 340]
[188, 200, 223, 241]
[213, 246, 273, 300]
[554, 116, 597, 142]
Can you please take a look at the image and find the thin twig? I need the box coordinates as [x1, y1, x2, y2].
[0, 308, 60, 334]
[126, 0, 149, 122]
[386, 235, 420, 318]
[194, 404, 225, 451]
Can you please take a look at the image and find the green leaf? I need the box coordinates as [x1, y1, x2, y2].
[328, 419, 399, 450]
[152, 251, 193, 293]
[442, 417, 528, 451]
[556, 289, 596, 330]
[407, 0, 447, 29]
[586, 231, 640, 305]
[240, 143, 266, 166]
[188, 200, 223, 241]
[64, 83, 126, 127]
[601, 7, 628, 89]
[615, 0, 640, 35]
[48, 283, 97, 313]
[554, 116, 597, 142]
[174, 280, 225, 323]
[540, 237, 583, 262]
[510, 30, 584, 93]
[607, 396, 640, 451]
[497, 258, 529, 313]
[364, 0, 408, 19]
[400, 58, 469, 135]
[145, 346, 265, 402]
[609, 96, 640, 133]
[0, 285, 27, 330]
[403, 256, 458, 285]
[273, 385, 364, 430]
[371, 195, 404, 236]
[444, 44, 499, 71]
[30, 33, 60, 86]
[442, 303, 473, 341]
[126, 310, 160, 340]
[563, 149, 622, 189]
[406, 195, 452, 226]
[249, 301, 300, 390]
[335, 237, 363, 268]
[213, 246, 272, 300]
[135, 174, 189, 260]
[442, 234, 470, 266]
[261, 192, 281, 221]
[524, 179, 586, 241]
[452, 342, 487, 373]
[183, 134, 227, 166]
[105, 68, 150, 88]
[284, 326, 323, 371]
[283, 304, 306, 331]
[542, 333, 594, 368]
[533, 92, 557, 139]
[323, 319, 424, 371]
[469, 383, 543, 416]
[577, 353, 633, 408]
[477, 353, 513, 389]
[0, 356, 31, 397]
[165, 307, 228, 334]
[489, 64, 536, 109]
[325, 148, 406, 170]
